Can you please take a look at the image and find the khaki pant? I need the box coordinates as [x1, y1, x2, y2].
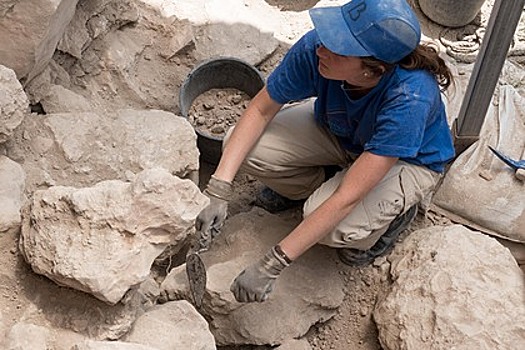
[225, 99, 441, 250]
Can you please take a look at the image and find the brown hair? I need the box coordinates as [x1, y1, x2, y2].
[361, 42, 454, 92]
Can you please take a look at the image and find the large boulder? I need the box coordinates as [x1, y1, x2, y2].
[6, 109, 200, 193]
[163, 0, 280, 64]
[160, 208, 345, 346]
[5, 323, 55, 350]
[374, 224, 525, 350]
[5, 322, 88, 350]
[19, 168, 208, 304]
[123, 300, 216, 350]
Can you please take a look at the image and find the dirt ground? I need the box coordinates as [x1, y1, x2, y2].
[0, 0, 520, 349]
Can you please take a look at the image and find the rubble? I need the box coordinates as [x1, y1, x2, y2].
[0, 0, 523, 349]
[19, 168, 208, 304]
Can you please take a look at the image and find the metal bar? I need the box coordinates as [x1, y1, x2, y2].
[453, 0, 525, 155]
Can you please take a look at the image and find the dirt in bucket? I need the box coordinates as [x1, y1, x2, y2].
[188, 88, 251, 138]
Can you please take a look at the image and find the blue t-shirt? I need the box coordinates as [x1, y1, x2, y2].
[267, 30, 455, 173]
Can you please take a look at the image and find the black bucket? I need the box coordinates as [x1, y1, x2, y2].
[179, 57, 265, 165]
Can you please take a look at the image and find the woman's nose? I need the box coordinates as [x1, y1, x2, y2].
[316, 46, 329, 58]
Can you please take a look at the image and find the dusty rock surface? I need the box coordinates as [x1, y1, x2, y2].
[19, 168, 208, 304]
[0, 156, 25, 234]
[0, 65, 29, 143]
[6, 109, 200, 194]
[374, 225, 525, 350]
[160, 208, 345, 346]
[123, 300, 216, 350]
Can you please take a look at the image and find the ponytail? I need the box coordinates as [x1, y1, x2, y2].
[400, 42, 454, 92]
[361, 42, 454, 92]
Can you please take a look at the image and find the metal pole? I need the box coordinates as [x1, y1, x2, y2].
[452, 0, 525, 155]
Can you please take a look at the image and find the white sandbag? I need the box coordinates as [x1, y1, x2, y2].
[434, 84, 525, 243]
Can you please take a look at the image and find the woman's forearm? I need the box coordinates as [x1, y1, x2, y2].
[214, 87, 282, 182]
[278, 152, 398, 260]
[279, 192, 357, 260]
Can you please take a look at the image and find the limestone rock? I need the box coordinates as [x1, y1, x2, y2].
[58, 0, 140, 60]
[0, 156, 25, 234]
[0, 311, 5, 349]
[374, 225, 525, 350]
[50, 2, 186, 112]
[19, 168, 208, 304]
[5, 321, 138, 350]
[0, 237, 146, 341]
[0, 65, 29, 143]
[44, 110, 199, 178]
[0, 0, 79, 83]
[276, 339, 312, 350]
[127, 276, 161, 310]
[123, 300, 216, 350]
[74, 340, 160, 350]
[39, 85, 93, 114]
[22, 60, 73, 110]
[160, 208, 345, 346]
[9, 281, 153, 341]
[5, 322, 91, 350]
[6, 323, 54, 350]
[144, 0, 280, 65]
[6, 109, 199, 193]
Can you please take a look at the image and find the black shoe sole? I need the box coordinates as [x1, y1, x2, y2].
[253, 187, 304, 213]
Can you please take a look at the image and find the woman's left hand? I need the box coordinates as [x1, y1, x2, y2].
[230, 246, 290, 302]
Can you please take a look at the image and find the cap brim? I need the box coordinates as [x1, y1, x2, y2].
[309, 6, 369, 57]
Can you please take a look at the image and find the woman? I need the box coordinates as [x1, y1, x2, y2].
[196, 0, 455, 303]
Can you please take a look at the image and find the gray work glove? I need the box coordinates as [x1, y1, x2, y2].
[195, 175, 233, 249]
[230, 246, 291, 303]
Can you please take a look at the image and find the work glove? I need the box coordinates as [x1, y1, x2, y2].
[230, 245, 291, 303]
[195, 175, 233, 249]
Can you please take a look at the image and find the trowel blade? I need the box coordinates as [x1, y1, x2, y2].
[186, 251, 207, 308]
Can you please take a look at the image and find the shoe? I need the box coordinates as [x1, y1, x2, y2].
[253, 187, 304, 213]
[337, 205, 418, 266]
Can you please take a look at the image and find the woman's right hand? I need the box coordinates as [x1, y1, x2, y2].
[195, 175, 233, 249]
[196, 87, 282, 248]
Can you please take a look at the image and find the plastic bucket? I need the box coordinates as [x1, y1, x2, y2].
[418, 0, 486, 28]
[179, 57, 265, 165]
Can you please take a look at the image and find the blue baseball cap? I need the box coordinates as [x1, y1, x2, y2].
[309, 0, 421, 63]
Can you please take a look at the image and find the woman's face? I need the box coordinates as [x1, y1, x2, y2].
[316, 46, 380, 87]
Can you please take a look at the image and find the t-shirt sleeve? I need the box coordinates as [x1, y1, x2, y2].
[364, 87, 434, 158]
[266, 30, 320, 104]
